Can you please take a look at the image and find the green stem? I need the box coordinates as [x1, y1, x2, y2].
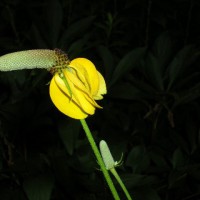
[110, 168, 132, 200]
[80, 119, 120, 200]
[60, 70, 120, 199]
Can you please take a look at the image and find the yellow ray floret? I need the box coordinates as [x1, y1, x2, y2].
[50, 58, 107, 119]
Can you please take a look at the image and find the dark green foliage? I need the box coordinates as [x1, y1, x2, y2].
[0, 0, 200, 199]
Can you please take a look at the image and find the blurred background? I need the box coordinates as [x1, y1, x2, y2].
[0, 0, 200, 199]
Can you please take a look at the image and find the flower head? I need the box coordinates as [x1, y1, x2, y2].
[50, 56, 107, 119]
[0, 49, 107, 119]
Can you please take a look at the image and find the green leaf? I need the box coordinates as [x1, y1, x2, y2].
[46, 0, 63, 47]
[30, 25, 48, 48]
[152, 32, 173, 71]
[149, 150, 170, 170]
[169, 130, 190, 153]
[30, 0, 63, 48]
[110, 47, 146, 86]
[173, 82, 200, 107]
[108, 82, 149, 100]
[188, 164, 200, 181]
[68, 39, 85, 58]
[167, 45, 195, 90]
[172, 72, 200, 91]
[58, 119, 80, 155]
[172, 148, 187, 169]
[126, 145, 150, 173]
[168, 170, 187, 188]
[130, 77, 157, 97]
[134, 188, 161, 200]
[122, 174, 159, 188]
[23, 174, 54, 200]
[97, 45, 114, 83]
[186, 120, 198, 154]
[68, 34, 90, 58]
[142, 52, 164, 91]
[59, 16, 95, 48]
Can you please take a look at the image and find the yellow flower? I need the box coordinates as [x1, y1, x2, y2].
[49, 57, 107, 119]
[0, 49, 106, 119]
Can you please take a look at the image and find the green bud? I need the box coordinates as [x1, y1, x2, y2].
[99, 140, 115, 170]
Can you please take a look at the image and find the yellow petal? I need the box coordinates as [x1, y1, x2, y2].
[93, 71, 107, 100]
[50, 75, 88, 119]
[61, 68, 102, 109]
[70, 58, 100, 95]
[51, 72, 99, 118]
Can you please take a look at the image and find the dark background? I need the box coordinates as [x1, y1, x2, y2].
[0, 0, 200, 199]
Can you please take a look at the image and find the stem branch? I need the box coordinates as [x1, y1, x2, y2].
[111, 168, 132, 200]
[80, 119, 120, 200]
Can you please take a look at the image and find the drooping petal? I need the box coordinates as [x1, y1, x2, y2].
[93, 71, 107, 100]
[70, 58, 100, 95]
[56, 72, 97, 114]
[50, 74, 89, 119]
[50, 71, 101, 119]
[0, 50, 57, 71]
[61, 68, 102, 109]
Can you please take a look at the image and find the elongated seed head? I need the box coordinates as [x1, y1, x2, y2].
[0, 49, 58, 71]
